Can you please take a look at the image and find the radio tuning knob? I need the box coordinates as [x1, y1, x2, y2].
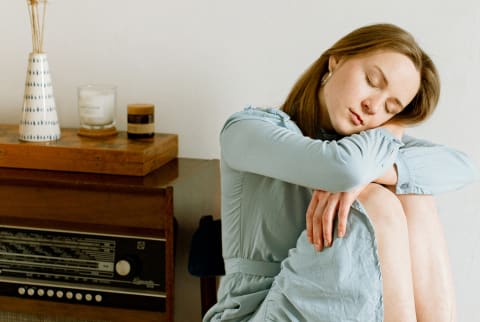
[115, 259, 132, 276]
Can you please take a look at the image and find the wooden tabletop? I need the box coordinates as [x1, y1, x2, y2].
[0, 124, 178, 176]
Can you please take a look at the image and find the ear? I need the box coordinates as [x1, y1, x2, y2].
[328, 56, 340, 72]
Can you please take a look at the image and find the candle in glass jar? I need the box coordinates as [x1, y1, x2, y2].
[78, 85, 116, 129]
[127, 103, 155, 139]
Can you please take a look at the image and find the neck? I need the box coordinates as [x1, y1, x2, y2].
[318, 87, 334, 132]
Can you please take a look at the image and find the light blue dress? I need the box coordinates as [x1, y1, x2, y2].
[204, 107, 478, 322]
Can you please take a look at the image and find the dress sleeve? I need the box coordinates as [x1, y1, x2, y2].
[395, 135, 479, 195]
[220, 116, 403, 192]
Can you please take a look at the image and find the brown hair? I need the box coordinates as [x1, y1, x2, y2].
[281, 23, 440, 138]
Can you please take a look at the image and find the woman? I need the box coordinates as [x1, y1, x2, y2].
[204, 23, 478, 322]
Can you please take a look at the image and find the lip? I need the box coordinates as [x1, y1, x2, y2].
[349, 108, 364, 126]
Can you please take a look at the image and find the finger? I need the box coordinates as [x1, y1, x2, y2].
[337, 197, 351, 238]
[310, 191, 329, 250]
[312, 195, 327, 251]
[322, 195, 339, 247]
[305, 191, 319, 243]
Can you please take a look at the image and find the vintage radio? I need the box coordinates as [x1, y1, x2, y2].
[0, 225, 166, 312]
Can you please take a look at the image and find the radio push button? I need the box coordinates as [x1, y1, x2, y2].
[85, 294, 93, 301]
[95, 294, 103, 302]
[18, 287, 26, 295]
[66, 291, 73, 300]
[75, 293, 83, 301]
[27, 288, 35, 296]
[56, 290, 64, 298]
[37, 288, 45, 296]
[47, 289, 54, 297]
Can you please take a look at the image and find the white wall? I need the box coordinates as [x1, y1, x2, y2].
[1, 0, 479, 320]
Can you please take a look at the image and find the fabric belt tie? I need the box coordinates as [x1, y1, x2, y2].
[224, 258, 281, 277]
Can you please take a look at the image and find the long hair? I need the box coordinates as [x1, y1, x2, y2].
[281, 23, 440, 138]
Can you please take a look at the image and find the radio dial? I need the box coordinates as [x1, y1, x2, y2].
[115, 259, 132, 276]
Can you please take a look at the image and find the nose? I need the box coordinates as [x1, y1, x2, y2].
[361, 95, 382, 115]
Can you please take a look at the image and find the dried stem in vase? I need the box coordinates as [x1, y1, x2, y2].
[26, 0, 48, 53]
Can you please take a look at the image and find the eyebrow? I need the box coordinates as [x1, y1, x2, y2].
[373, 65, 405, 109]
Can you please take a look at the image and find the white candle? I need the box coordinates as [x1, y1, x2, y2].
[78, 85, 116, 128]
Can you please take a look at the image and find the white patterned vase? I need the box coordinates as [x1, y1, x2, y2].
[19, 53, 61, 142]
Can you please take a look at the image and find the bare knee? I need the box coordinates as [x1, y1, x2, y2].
[397, 194, 438, 223]
[357, 183, 407, 233]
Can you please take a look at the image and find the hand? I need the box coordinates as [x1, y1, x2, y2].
[306, 185, 366, 251]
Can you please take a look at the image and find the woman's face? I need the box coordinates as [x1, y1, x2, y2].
[319, 50, 421, 135]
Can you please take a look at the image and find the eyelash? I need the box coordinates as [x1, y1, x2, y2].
[366, 74, 376, 87]
[365, 73, 396, 114]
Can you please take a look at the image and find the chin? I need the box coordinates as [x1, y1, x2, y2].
[333, 124, 357, 136]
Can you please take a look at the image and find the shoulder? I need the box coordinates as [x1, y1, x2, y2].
[221, 106, 301, 134]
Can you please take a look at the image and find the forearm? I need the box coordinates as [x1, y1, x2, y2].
[395, 135, 479, 194]
[221, 117, 402, 192]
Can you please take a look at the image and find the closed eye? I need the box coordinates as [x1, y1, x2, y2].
[366, 73, 380, 88]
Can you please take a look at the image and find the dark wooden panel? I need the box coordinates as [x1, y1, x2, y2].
[0, 296, 168, 322]
[0, 185, 169, 231]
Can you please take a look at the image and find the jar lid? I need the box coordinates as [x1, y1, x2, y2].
[127, 103, 154, 115]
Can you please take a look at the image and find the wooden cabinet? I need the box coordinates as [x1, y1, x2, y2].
[0, 158, 220, 322]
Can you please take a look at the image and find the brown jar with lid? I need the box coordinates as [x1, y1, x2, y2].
[127, 103, 155, 139]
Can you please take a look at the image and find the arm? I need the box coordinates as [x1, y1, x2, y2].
[308, 138, 479, 250]
[306, 126, 478, 250]
[221, 113, 402, 192]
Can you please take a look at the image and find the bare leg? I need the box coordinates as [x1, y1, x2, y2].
[397, 194, 456, 322]
[357, 184, 416, 322]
